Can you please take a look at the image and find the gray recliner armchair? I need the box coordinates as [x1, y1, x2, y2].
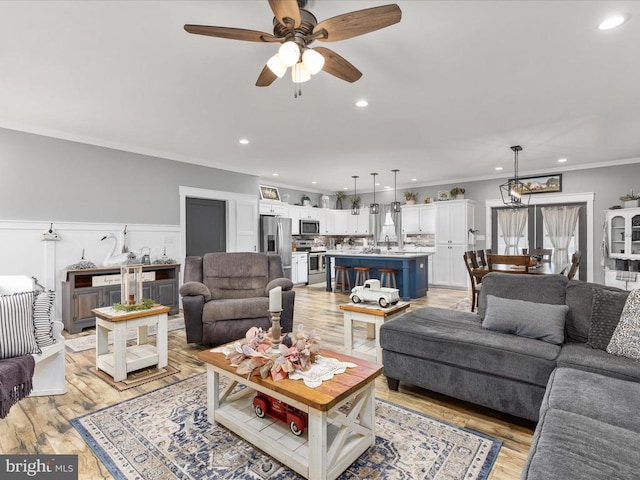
[179, 252, 295, 346]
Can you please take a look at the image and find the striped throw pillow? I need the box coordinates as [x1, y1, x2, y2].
[0, 291, 40, 359]
[33, 291, 55, 348]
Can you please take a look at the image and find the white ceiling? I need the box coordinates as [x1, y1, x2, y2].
[1, 0, 639, 194]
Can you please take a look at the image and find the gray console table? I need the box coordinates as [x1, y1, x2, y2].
[61, 264, 180, 333]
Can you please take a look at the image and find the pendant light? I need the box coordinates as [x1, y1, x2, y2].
[351, 175, 360, 215]
[499, 145, 531, 207]
[370, 173, 380, 214]
[391, 169, 401, 213]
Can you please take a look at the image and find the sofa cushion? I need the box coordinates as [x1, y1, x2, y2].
[523, 408, 640, 480]
[380, 307, 560, 387]
[483, 295, 568, 345]
[0, 292, 40, 359]
[179, 281, 212, 302]
[203, 297, 269, 323]
[477, 273, 567, 321]
[607, 289, 640, 360]
[543, 367, 640, 433]
[587, 288, 629, 350]
[556, 343, 640, 382]
[565, 280, 627, 343]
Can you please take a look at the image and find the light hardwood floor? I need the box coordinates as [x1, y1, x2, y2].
[0, 285, 534, 479]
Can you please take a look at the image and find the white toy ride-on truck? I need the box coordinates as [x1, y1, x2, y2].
[350, 279, 400, 308]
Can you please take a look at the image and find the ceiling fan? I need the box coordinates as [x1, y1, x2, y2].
[184, 0, 402, 90]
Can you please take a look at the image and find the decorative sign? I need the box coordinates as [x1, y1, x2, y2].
[91, 272, 155, 287]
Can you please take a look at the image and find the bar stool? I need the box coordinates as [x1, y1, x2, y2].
[334, 265, 351, 293]
[378, 268, 397, 288]
[354, 267, 371, 286]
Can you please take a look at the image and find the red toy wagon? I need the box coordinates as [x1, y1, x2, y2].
[253, 392, 308, 436]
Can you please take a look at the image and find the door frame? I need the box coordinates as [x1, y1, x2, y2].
[179, 186, 258, 264]
[485, 192, 595, 281]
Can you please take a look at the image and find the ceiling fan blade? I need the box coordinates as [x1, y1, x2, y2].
[184, 25, 276, 43]
[268, 0, 301, 29]
[314, 47, 362, 83]
[313, 4, 402, 42]
[256, 65, 278, 87]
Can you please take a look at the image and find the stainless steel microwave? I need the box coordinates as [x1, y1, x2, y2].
[300, 219, 320, 235]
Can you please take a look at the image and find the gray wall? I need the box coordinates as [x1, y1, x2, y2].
[0, 128, 258, 224]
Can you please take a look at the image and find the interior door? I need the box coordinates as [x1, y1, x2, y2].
[186, 197, 226, 256]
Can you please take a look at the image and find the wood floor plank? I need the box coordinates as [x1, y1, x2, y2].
[0, 285, 534, 479]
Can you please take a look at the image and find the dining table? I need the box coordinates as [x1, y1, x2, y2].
[472, 260, 570, 281]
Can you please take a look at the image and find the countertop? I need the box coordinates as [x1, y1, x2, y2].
[325, 250, 433, 259]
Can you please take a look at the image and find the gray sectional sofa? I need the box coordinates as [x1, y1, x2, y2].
[379, 272, 640, 480]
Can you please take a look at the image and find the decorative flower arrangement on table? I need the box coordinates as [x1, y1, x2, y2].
[227, 325, 321, 381]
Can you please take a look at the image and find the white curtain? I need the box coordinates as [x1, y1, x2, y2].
[541, 206, 580, 267]
[497, 208, 528, 254]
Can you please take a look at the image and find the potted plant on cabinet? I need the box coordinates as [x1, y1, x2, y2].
[335, 191, 346, 209]
[404, 191, 418, 205]
[450, 187, 466, 199]
[301, 195, 311, 207]
[620, 190, 640, 208]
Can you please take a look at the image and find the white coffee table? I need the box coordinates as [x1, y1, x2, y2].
[92, 305, 169, 382]
[340, 302, 410, 363]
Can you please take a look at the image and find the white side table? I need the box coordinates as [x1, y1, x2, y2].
[340, 302, 410, 363]
[92, 305, 170, 382]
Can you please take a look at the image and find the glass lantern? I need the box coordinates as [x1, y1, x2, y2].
[121, 265, 143, 306]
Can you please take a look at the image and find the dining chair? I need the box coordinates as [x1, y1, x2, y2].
[567, 251, 581, 280]
[487, 254, 530, 273]
[465, 250, 479, 268]
[463, 253, 481, 312]
[476, 249, 488, 267]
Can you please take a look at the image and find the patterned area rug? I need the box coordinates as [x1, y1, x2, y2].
[65, 317, 185, 353]
[449, 297, 472, 312]
[72, 374, 501, 480]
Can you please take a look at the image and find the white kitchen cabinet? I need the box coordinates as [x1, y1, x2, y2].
[607, 208, 640, 259]
[346, 207, 370, 235]
[332, 210, 349, 235]
[401, 204, 436, 234]
[288, 205, 301, 235]
[317, 209, 330, 234]
[432, 200, 474, 288]
[291, 252, 308, 285]
[259, 200, 287, 216]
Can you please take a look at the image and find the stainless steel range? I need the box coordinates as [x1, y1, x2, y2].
[294, 240, 326, 285]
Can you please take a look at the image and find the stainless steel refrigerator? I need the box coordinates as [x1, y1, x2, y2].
[259, 216, 292, 280]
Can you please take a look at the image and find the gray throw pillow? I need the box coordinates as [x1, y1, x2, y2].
[587, 288, 629, 350]
[482, 295, 569, 345]
[607, 289, 640, 360]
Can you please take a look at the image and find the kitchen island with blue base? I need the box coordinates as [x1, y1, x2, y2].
[325, 252, 431, 300]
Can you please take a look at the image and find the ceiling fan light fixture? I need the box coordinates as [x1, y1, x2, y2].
[302, 48, 325, 75]
[292, 62, 311, 83]
[266, 54, 287, 78]
[278, 41, 300, 67]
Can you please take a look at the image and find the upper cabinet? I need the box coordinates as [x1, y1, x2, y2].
[259, 200, 287, 216]
[607, 208, 640, 259]
[401, 204, 436, 234]
[346, 207, 370, 235]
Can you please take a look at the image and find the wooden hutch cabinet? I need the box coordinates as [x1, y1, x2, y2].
[61, 263, 180, 333]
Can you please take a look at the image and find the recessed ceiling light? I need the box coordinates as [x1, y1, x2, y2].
[598, 14, 628, 30]
[495, 166, 503, 171]
[558, 158, 567, 163]
[239, 138, 249, 145]
[272, 173, 279, 177]
[311, 181, 317, 184]
[343, 187, 348, 190]
[355, 99, 368, 108]
[384, 186, 392, 190]
[411, 178, 417, 182]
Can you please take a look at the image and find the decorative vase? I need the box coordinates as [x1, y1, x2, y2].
[336, 198, 343, 210]
[406, 200, 416, 205]
[303, 199, 310, 207]
[623, 200, 639, 208]
[456, 194, 465, 200]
